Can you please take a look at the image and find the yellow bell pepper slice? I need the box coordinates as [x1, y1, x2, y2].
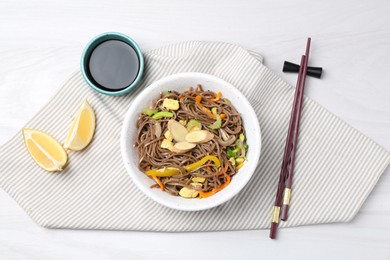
[184, 155, 220, 171]
[145, 155, 221, 177]
[145, 167, 181, 177]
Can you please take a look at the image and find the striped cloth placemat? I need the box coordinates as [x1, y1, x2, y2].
[0, 41, 389, 231]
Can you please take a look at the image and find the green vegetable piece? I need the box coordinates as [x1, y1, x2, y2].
[208, 107, 221, 130]
[144, 108, 158, 116]
[208, 114, 221, 130]
[220, 129, 229, 141]
[239, 133, 245, 142]
[244, 143, 249, 152]
[211, 107, 218, 115]
[227, 145, 241, 158]
[236, 157, 245, 164]
[152, 111, 174, 120]
[187, 119, 202, 132]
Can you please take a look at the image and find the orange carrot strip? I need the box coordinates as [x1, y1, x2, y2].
[223, 163, 229, 174]
[198, 189, 217, 198]
[210, 92, 222, 102]
[195, 95, 216, 119]
[199, 173, 231, 198]
[217, 163, 229, 176]
[151, 175, 164, 191]
[220, 114, 227, 119]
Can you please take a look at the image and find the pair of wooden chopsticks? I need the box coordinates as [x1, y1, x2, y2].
[270, 38, 311, 239]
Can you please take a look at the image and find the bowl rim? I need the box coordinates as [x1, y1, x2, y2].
[120, 72, 261, 211]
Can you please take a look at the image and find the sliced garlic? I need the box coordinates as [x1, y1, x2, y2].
[168, 120, 188, 142]
[179, 187, 199, 198]
[185, 130, 214, 144]
[172, 141, 196, 154]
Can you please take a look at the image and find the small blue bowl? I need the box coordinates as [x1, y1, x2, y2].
[80, 32, 144, 96]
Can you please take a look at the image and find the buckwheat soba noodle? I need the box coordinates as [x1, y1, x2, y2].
[135, 85, 248, 198]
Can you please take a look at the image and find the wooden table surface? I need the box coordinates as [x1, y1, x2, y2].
[1, 0, 389, 259]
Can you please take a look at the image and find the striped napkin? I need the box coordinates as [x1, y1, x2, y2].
[0, 41, 389, 231]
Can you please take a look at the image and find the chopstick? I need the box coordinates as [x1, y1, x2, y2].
[281, 38, 311, 221]
[269, 38, 311, 239]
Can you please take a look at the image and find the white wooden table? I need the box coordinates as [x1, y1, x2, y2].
[1, 1, 389, 259]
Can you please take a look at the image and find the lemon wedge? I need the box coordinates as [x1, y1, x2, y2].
[23, 128, 68, 172]
[64, 99, 96, 151]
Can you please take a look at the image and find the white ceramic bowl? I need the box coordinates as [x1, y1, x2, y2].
[121, 72, 261, 211]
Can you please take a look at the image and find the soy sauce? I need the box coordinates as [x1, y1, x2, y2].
[87, 40, 140, 91]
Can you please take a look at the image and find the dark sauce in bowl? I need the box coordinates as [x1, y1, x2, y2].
[87, 40, 140, 91]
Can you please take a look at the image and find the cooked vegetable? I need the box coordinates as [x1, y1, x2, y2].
[152, 111, 174, 119]
[236, 157, 245, 164]
[185, 155, 221, 171]
[199, 174, 231, 198]
[195, 95, 216, 119]
[217, 134, 236, 147]
[146, 167, 181, 177]
[190, 183, 203, 189]
[228, 134, 247, 158]
[236, 163, 244, 170]
[210, 91, 222, 102]
[151, 175, 164, 190]
[144, 108, 158, 116]
[219, 129, 229, 141]
[164, 130, 173, 141]
[154, 122, 162, 138]
[162, 98, 180, 110]
[229, 157, 236, 166]
[145, 155, 221, 177]
[209, 114, 221, 129]
[179, 187, 199, 198]
[192, 177, 206, 183]
[227, 145, 241, 158]
[161, 139, 173, 151]
[186, 119, 202, 132]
